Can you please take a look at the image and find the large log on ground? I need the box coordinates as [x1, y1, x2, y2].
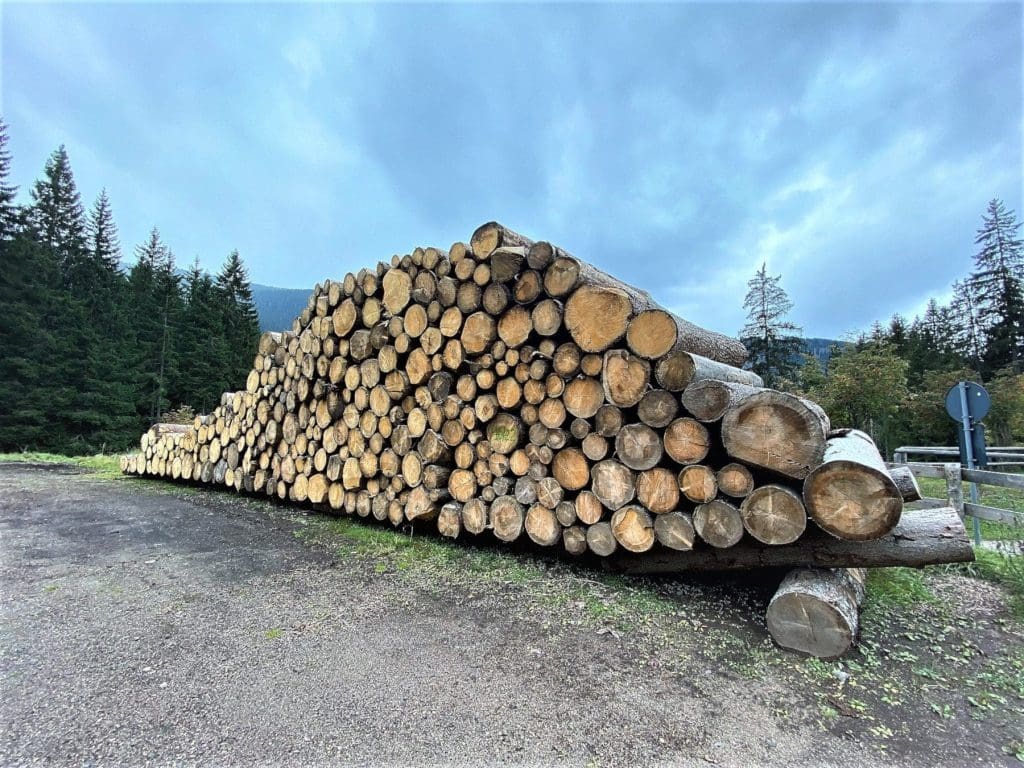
[803, 429, 903, 540]
[766, 568, 866, 659]
[721, 390, 829, 479]
[605, 507, 973, 574]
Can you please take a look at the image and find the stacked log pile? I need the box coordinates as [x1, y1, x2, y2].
[121, 222, 972, 658]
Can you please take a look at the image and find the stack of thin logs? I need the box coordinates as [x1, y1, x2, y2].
[122, 222, 972, 658]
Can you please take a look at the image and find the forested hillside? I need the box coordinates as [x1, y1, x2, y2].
[251, 283, 311, 332]
[0, 120, 261, 453]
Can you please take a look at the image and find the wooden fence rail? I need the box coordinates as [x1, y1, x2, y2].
[888, 461, 1023, 528]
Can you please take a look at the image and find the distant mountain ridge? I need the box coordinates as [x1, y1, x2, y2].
[804, 337, 848, 365]
[249, 283, 849, 362]
[251, 283, 311, 332]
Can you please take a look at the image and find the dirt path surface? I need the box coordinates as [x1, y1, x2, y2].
[1, 463, 1020, 767]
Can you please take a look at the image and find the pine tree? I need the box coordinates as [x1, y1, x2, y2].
[950, 278, 985, 371]
[0, 234, 71, 450]
[28, 145, 88, 284]
[216, 249, 261, 387]
[129, 228, 182, 422]
[88, 188, 121, 272]
[0, 118, 18, 240]
[970, 199, 1024, 374]
[739, 262, 805, 387]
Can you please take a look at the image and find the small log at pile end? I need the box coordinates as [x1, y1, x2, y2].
[888, 464, 923, 502]
[804, 429, 904, 541]
[766, 568, 866, 659]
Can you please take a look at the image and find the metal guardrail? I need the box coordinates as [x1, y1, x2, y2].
[893, 446, 1024, 467]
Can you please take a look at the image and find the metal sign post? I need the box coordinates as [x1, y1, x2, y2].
[945, 381, 990, 545]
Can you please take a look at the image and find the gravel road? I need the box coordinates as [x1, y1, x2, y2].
[0, 463, 1008, 767]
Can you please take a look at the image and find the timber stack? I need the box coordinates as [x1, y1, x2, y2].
[121, 222, 973, 659]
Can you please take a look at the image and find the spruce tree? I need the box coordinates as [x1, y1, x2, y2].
[0, 118, 18, 240]
[175, 258, 232, 413]
[0, 235, 72, 451]
[216, 249, 261, 387]
[739, 263, 805, 387]
[899, 301, 962, 387]
[28, 145, 88, 284]
[129, 229, 183, 422]
[88, 189, 121, 272]
[970, 199, 1024, 373]
[950, 278, 986, 372]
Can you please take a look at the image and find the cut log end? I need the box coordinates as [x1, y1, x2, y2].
[766, 568, 866, 659]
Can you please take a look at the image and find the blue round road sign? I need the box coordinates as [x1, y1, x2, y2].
[945, 381, 990, 422]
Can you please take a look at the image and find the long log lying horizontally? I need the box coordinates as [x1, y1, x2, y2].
[603, 507, 972, 574]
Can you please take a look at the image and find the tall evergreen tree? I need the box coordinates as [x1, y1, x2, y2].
[950, 278, 985, 372]
[28, 145, 88, 284]
[88, 188, 121, 272]
[739, 262, 805, 387]
[129, 228, 183, 422]
[0, 234, 73, 451]
[216, 249, 261, 387]
[172, 258, 231, 412]
[970, 199, 1024, 373]
[0, 118, 18, 239]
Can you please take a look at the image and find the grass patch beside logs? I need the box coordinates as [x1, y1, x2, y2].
[0, 452, 124, 479]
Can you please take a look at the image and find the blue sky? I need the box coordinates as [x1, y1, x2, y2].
[3, 2, 1021, 338]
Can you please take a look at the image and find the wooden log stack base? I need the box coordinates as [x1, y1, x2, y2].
[122, 221, 973, 658]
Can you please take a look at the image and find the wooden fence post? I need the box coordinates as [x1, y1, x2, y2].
[943, 463, 964, 518]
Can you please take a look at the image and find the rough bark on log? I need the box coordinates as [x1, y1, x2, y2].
[605, 507, 974, 573]
[766, 568, 866, 659]
[470, 222, 533, 260]
[551, 255, 747, 365]
[681, 380, 761, 423]
[888, 464, 923, 502]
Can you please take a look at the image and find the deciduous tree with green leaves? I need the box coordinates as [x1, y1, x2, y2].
[808, 342, 909, 454]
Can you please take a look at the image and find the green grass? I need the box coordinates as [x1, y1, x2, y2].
[866, 567, 937, 607]
[0, 451, 124, 478]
